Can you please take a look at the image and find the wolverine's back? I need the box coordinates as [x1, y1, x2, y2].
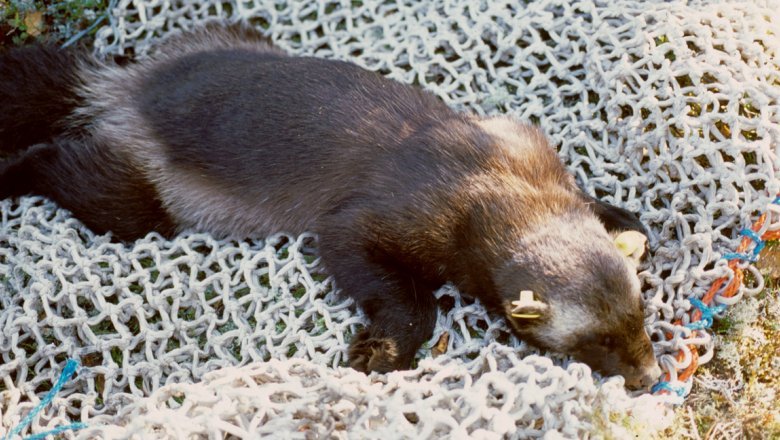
[72, 26, 468, 238]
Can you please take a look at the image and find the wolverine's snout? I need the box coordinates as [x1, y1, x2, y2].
[624, 362, 663, 390]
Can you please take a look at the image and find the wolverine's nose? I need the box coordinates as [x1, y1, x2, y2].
[625, 364, 663, 390]
[637, 364, 663, 390]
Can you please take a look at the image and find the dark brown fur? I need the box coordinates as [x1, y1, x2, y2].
[0, 23, 660, 389]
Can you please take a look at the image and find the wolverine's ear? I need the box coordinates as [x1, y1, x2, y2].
[509, 290, 549, 319]
[573, 187, 648, 236]
[613, 230, 648, 266]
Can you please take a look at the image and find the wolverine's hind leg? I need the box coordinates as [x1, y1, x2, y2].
[0, 138, 176, 241]
[0, 44, 90, 155]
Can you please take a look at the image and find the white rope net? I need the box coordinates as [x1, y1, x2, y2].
[1, 0, 779, 438]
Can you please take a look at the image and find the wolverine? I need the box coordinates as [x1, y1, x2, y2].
[0, 22, 661, 389]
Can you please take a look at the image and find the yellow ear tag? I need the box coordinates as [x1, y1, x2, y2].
[512, 313, 541, 319]
[614, 230, 647, 259]
[511, 290, 542, 319]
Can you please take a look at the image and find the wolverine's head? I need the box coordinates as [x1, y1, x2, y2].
[494, 214, 661, 390]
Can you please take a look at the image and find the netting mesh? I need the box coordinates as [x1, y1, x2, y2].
[1, 0, 779, 437]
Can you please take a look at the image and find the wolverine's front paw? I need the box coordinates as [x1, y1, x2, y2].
[348, 330, 404, 373]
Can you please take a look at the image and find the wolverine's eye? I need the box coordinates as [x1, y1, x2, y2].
[601, 336, 615, 348]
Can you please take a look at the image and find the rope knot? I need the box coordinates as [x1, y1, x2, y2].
[685, 298, 728, 330]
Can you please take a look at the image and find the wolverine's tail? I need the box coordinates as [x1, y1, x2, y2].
[0, 44, 89, 155]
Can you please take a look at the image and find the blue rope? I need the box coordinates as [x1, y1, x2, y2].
[722, 251, 758, 262]
[651, 381, 686, 397]
[61, 0, 118, 49]
[3, 359, 87, 440]
[685, 298, 728, 330]
[739, 228, 763, 245]
[741, 228, 767, 255]
[722, 227, 772, 262]
[60, 15, 106, 48]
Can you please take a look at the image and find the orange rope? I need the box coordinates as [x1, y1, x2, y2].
[655, 201, 777, 395]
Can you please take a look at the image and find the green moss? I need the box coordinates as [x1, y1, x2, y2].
[77, 296, 99, 317]
[259, 273, 271, 287]
[178, 307, 197, 321]
[19, 337, 38, 355]
[166, 338, 180, 351]
[217, 321, 237, 334]
[90, 320, 116, 335]
[204, 286, 218, 301]
[291, 285, 306, 299]
[110, 346, 123, 365]
[127, 315, 142, 333]
[313, 317, 327, 333]
[312, 273, 329, 284]
[250, 16, 270, 30]
[1, 0, 110, 45]
[713, 315, 734, 335]
[128, 281, 144, 294]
